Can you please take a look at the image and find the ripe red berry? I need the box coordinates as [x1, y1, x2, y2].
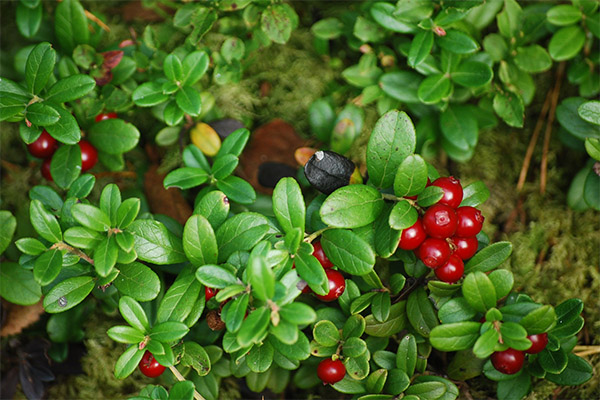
[28, 130, 57, 159]
[491, 348, 525, 375]
[138, 351, 166, 378]
[313, 241, 333, 269]
[79, 140, 98, 172]
[423, 204, 458, 239]
[432, 177, 463, 209]
[451, 236, 479, 260]
[317, 358, 346, 385]
[526, 333, 548, 354]
[398, 218, 427, 251]
[417, 238, 451, 269]
[95, 112, 118, 122]
[41, 158, 53, 181]
[315, 269, 346, 302]
[205, 287, 218, 302]
[435, 254, 464, 283]
[456, 206, 484, 237]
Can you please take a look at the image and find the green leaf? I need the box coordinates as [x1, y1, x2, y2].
[404, 381, 447, 399]
[473, 329, 500, 358]
[429, 322, 481, 351]
[157, 266, 201, 323]
[222, 293, 249, 333]
[546, 354, 593, 386]
[0, 211, 16, 255]
[418, 74, 451, 104]
[94, 236, 118, 277]
[46, 75, 95, 103]
[372, 2, 417, 32]
[396, 334, 417, 376]
[50, 144, 81, 189]
[0, 96, 26, 121]
[520, 305, 556, 335]
[211, 154, 238, 180]
[26, 103, 60, 126]
[321, 229, 375, 276]
[182, 51, 209, 86]
[342, 314, 366, 340]
[406, 287, 438, 337]
[294, 249, 328, 295]
[248, 247, 275, 301]
[193, 190, 229, 229]
[67, 174, 95, 199]
[30, 199, 62, 243]
[16, 2, 42, 38]
[514, 45, 552, 73]
[116, 198, 140, 229]
[408, 30, 434, 68]
[488, 269, 514, 300]
[164, 168, 208, 190]
[366, 110, 417, 189]
[221, 37, 245, 63]
[374, 204, 402, 258]
[440, 104, 478, 152]
[215, 212, 269, 262]
[150, 321, 189, 342]
[579, 101, 600, 126]
[372, 292, 391, 323]
[72, 204, 110, 232]
[438, 298, 476, 324]
[217, 128, 250, 158]
[546, 4, 582, 26]
[462, 271, 497, 312]
[343, 337, 367, 359]
[379, 71, 423, 104]
[54, 0, 89, 54]
[45, 105, 81, 144]
[129, 220, 186, 265]
[0, 262, 41, 305]
[15, 237, 46, 256]
[216, 175, 256, 205]
[0, 77, 31, 103]
[195, 265, 239, 289]
[114, 262, 160, 302]
[247, 342, 274, 373]
[118, 296, 150, 333]
[393, 154, 428, 197]
[311, 17, 343, 40]
[261, 4, 292, 44]
[584, 167, 600, 210]
[539, 348, 568, 374]
[26, 42, 56, 94]
[273, 178, 305, 234]
[309, 99, 335, 142]
[557, 97, 600, 140]
[384, 369, 410, 395]
[365, 301, 407, 337]
[98, 184, 121, 227]
[237, 307, 270, 347]
[452, 61, 493, 87]
[169, 381, 195, 400]
[132, 82, 169, 107]
[164, 54, 183, 82]
[320, 185, 383, 229]
[313, 320, 340, 347]
[354, 16, 385, 42]
[63, 227, 102, 249]
[176, 86, 202, 117]
[43, 276, 94, 313]
[493, 91, 524, 128]
[460, 181, 490, 207]
[183, 215, 218, 266]
[389, 200, 418, 231]
[417, 185, 444, 207]
[549, 26, 585, 61]
[114, 345, 145, 380]
[34, 248, 63, 286]
[464, 241, 512, 273]
[107, 325, 145, 344]
[437, 29, 479, 54]
[88, 119, 140, 155]
[181, 342, 211, 376]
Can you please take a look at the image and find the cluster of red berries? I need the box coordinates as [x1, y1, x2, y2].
[138, 350, 166, 378]
[491, 333, 548, 374]
[29, 112, 115, 181]
[398, 177, 484, 284]
[301, 242, 346, 302]
[317, 357, 346, 385]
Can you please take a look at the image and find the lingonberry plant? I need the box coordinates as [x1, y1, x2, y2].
[0, 1, 595, 400]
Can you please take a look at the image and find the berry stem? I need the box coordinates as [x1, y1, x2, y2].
[51, 242, 94, 265]
[168, 366, 205, 400]
[381, 193, 423, 211]
[304, 227, 333, 244]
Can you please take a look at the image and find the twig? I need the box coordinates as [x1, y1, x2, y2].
[85, 10, 110, 32]
[168, 366, 204, 400]
[540, 62, 566, 194]
[574, 345, 600, 357]
[51, 242, 94, 265]
[516, 88, 552, 191]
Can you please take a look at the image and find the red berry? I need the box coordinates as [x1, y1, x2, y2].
[79, 140, 98, 172]
[205, 287, 218, 301]
[452, 236, 479, 260]
[313, 241, 333, 269]
[434, 254, 464, 283]
[138, 351, 166, 378]
[95, 112, 118, 123]
[491, 348, 525, 375]
[432, 177, 463, 209]
[315, 269, 346, 302]
[417, 238, 451, 269]
[41, 158, 53, 181]
[28, 130, 57, 159]
[526, 333, 548, 354]
[398, 218, 427, 251]
[423, 204, 458, 239]
[317, 358, 346, 385]
[456, 206, 484, 237]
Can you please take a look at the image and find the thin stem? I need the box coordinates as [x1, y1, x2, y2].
[84, 10, 110, 32]
[304, 227, 333, 243]
[51, 242, 94, 265]
[575, 348, 600, 357]
[540, 61, 566, 194]
[168, 366, 204, 400]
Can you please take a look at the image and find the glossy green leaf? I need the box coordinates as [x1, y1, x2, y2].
[34, 248, 62, 286]
[557, 97, 600, 140]
[114, 262, 160, 302]
[493, 91, 524, 128]
[453, 61, 493, 87]
[67, 174, 95, 199]
[50, 144, 81, 189]
[215, 212, 269, 262]
[182, 51, 209, 86]
[365, 301, 407, 337]
[321, 229, 375, 276]
[488, 269, 514, 300]
[72, 204, 110, 232]
[16, 2, 42, 38]
[157, 266, 201, 323]
[438, 297, 476, 324]
[579, 101, 600, 126]
[129, 220, 187, 265]
[393, 154, 428, 197]
[237, 307, 270, 348]
[26, 103, 60, 126]
[261, 4, 292, 44]
[417, 185, 444, 207]
[464, 241, 512, 273]
[194, 190, 229, 229]
[88, 119, 140, 155]
[437, 29, 479, 54]
[116, 199, 140, 229]
[54, 0, 89, 54]
[26, 42, 56, 94]
[548, 26, 585, 61]
[107, 325, 145, 344]
[313, 320, 340, 347]
[176, 86, 202, 117]
[408, 30, 434, 68]
[440, 104, 478, 152]
[429, 321, 481, 351]
[462, 271, 497, 312]
[546, 354, 593, 386]
[546, 5, 582, 26]
[183, 214, 218, 266]
[273, 177, 305, 234]
[43, 276, 94, 313]
[514, 45, 552, 73]
[379, 71, 423, 104]
[114, 345, 145, 380]
[460, 181, 490, 207]
[418, 74, 451, 104]
[45, 105, 81, 144]
[294, 250, 328, 295]
[308, 99, 335, 142]
[384, 369, 410, 395]
[406, 287, 438, 337]
[396, 334, 417, 376]
[30, 199, 62, 243]
[132, 82, 169, 107]
[216, 175, 256, 205]
[320, 185, 383, 228]
[0, 262, 41, 305]
[46, 74, 95, 103]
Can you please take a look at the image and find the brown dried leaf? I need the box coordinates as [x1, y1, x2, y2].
[0, 300, 45, 337]
[144, 165, 192, 225]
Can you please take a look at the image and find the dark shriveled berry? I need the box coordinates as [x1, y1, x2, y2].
[304, 150, 355, 195]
